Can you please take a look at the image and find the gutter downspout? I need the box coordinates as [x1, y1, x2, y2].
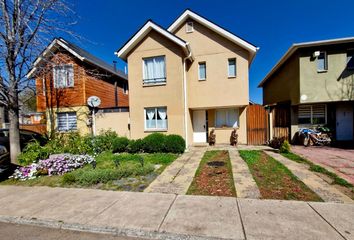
[183, 43, 193, 150]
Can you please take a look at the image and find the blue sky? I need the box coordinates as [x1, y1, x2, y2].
[70, 0, 354, 104]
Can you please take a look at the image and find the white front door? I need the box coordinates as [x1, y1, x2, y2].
[336, 104, 353, 141]
[193, 110, 206, 143]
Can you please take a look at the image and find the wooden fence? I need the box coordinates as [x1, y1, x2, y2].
[272, 106, 290, 140]
[247, 105, 268, 145]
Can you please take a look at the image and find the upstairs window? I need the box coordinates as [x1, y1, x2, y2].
[186, 22, 194, 33]
[143, 56, 166, 85]
[198, 62, 206, 80]
[228, 58, 237, 77]
[145, 107, 167, 131]
[53, 65, 74, 88]
[347, 51, 354, 70]
[298, 104, 326, 125]
[317, 51, 327, 72]
[57, 112, 77, 131]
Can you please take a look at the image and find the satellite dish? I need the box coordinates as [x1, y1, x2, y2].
[87, 96, 101, 108]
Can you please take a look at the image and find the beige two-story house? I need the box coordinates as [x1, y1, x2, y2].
[259, 37, 354, 143]
[116, 9, 258, 145]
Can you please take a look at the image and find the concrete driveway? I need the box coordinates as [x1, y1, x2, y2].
[291, 146, 354, 185]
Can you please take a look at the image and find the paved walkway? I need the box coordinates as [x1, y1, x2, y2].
[144, 148, 205, 194]
[292, 146, 354, 185]
[229, 149, 260, 199]
[265, 150, 353, 204]
[0, 186, 353, 240]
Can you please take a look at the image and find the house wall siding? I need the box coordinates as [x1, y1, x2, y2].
[36, 51, 128, 112]
[173, 18, 250, 108]
[263, 53, 300, 106]
[299, 43, 354, 103]
[127, 30, 185, 140]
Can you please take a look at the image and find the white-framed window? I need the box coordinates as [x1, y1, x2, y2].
[186, 21, 194, 33]
[123, 82, 128, 94]
[215, 108, 239, 128]
[298, 104, 326, 125]
[228, 58, 237, 77]
[198, 62, 206, 80]
[57, 112, 77, 131]
[53, 65, 74, 88]
[144, 107, 167, 131]
[317, 51, 327, 72]
[346, 51, 354, 70]
[143, 56, 166, 85]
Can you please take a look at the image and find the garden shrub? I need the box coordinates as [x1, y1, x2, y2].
[279, 140, 291, 153]
[18, 141, 50, 165]
[142, 133, 166, 153]
[126, 139, 144, 153]
[112, 137, 130, 153]
[164, 134, 185, 153]
[269, 137, 286, 149]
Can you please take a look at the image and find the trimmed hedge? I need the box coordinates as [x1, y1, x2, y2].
[142, 133, 166, 153]
[164, 134, 185, 153]
[18, 131, 186, 165]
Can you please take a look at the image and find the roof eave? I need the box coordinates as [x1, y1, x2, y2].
[116, 21, 190, 61]
[168, 9, 258, 56]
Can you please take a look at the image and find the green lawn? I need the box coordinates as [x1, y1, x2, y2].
[187, 150, 236, 197]
[239, 150, 322, 201]
[1, 152, 178, 191]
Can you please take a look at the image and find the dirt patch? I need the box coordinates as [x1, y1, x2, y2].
[187, 150, 236, 197]
[240, 150, 322, 202]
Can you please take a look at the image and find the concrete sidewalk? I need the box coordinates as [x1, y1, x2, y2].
[0, 186, 353, 240]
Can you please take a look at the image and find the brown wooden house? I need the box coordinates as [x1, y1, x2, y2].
[27, 38, 129, 135]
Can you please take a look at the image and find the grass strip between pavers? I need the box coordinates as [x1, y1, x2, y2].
[239, 150, 323, 202]
[281, 152, 353, 188]
[187, 150, 237, 197]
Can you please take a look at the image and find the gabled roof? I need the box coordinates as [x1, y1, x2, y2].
[168, 9, 259, 63]
[116, 20, 192, 61]
[258, 36, 354, 87]
[27, 38, 127, 80]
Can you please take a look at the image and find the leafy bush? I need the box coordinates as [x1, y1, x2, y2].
[164, 134, 185, 153]
[126, 139, 144, 153]
[18, 131, 185, 165]
[18, 141, 51, 166]
[142, 133, 166, 153]
[269, 137, 286, 149]
[112, 137, 130, 153]
[279, 140, 291, 153]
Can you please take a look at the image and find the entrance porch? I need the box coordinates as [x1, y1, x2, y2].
[191, 107, 247, 145]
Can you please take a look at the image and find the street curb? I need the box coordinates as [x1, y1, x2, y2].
[0, 215, 236, 240]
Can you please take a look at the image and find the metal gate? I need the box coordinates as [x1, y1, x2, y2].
[247, 105, 268, 145]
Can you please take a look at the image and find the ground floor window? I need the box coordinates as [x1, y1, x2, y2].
[144, 107, 167, 131]
[57, 112, 77, 131]
[298, 104, 326, 125]
[215, 108, 239, 128]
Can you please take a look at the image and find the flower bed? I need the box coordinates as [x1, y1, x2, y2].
[10, 154, 95, 181]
